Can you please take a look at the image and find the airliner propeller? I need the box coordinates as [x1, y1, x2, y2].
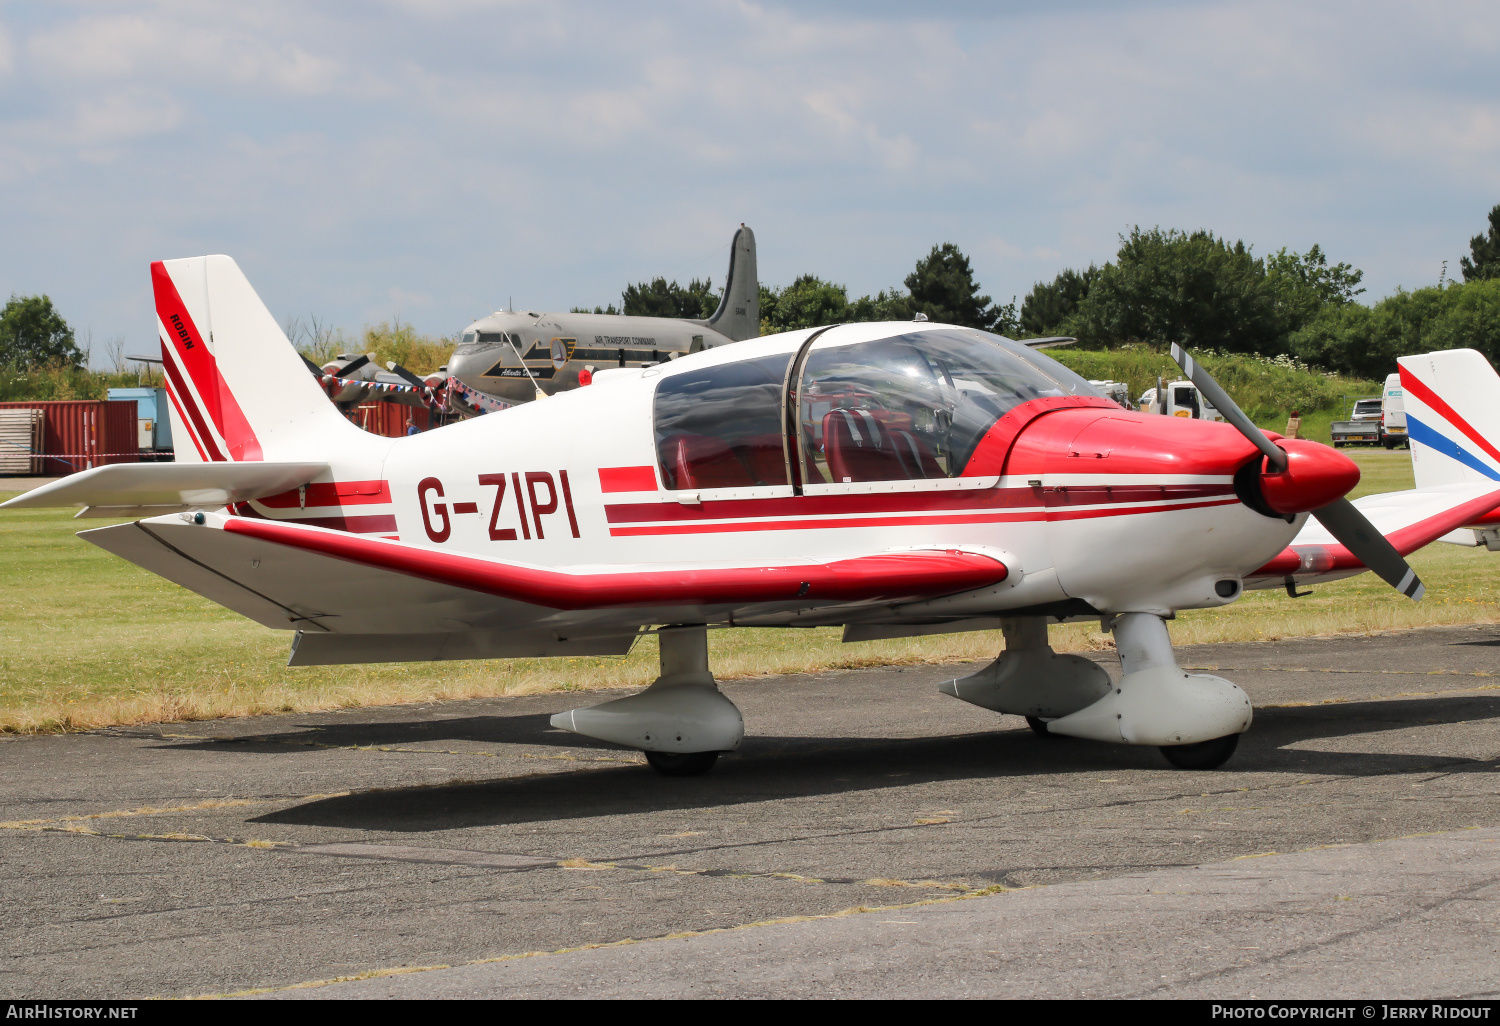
[334, 354, 370, 377]
[1170, 343, 1424, 600]
[385, 361, 429, 389]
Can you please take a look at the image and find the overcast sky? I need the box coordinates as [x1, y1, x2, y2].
[3, 0, 1499, 354]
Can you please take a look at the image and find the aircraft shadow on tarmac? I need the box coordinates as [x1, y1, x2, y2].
[157, 712, 621, 753]
[249, 696, 1500, 834]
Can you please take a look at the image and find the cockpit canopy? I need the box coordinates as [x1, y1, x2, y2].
[654, 327, 1097, 490]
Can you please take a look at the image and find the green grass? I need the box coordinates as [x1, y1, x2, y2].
[2, 448, 1496, 733]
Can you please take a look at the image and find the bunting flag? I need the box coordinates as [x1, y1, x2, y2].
[319, 374, 434, 396]
[447, 376, 511, 414]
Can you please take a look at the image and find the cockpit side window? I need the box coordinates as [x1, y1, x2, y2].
[654, 354, 794, 490]
[797, 329, 1095, 483]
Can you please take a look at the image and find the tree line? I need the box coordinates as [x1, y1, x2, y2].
[9, 204, 1500, 380]
[598, 243, 1018, 336]
[1021, 210, 1500, 379]
[604, 204, 1500, 380]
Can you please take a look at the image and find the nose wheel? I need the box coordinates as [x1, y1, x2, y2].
[1159, 733, 1239, 770]
[1025, 715, 1061, 738]
[645, 750, 720, 776]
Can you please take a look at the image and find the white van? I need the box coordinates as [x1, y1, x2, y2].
[1381, 372, 1408, 449]
[1137, 381, 1225, 422]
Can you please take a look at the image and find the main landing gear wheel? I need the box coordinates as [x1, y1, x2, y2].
[1159, 733, 1240, 770]
[645, 750, 720, 777]
[1024, 716, 1059, 738]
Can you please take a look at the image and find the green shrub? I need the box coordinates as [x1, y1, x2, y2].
[0, 363, 151, 402]
[1050, 346, 1379, 421]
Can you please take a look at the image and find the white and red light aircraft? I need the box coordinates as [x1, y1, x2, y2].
[8, 257, 1499, 774]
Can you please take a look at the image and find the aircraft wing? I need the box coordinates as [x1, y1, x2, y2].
[1245, 483, 1500, 589]
[79, 512, 1008, 663]
[0, 461, 328, 516]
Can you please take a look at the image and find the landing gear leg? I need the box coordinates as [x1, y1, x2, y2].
[550, 625, 742, 776]
[940, 616, 1112, 721]
[1044, 613, 1252, 769]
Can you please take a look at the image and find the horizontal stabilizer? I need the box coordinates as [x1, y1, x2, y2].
[0, 461, 328, 511]
[1247, 482, 1500, 586]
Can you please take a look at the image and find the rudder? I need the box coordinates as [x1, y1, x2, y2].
[154, 255, 373, 463]
[706, 224, 759, 342]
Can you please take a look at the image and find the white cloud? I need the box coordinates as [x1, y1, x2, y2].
[73, 89, 183, 144]
[5, 0, 1500, 348]
[26, 11, 344, 95]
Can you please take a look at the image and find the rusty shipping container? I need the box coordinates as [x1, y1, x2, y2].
[0, 400, 140, 474]
[349, 402, 430, 438]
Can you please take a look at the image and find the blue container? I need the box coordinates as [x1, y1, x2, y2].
[107, 387, 173, 451]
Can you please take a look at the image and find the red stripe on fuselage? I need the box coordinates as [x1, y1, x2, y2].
[255, 481, 393, 508]
[151, 261, 264, 461]
[607, 497, 1241, 536]
[604, 483, 1233, 525]
[228, 501, 397, 535]
[598, 466, 658, 493]
[270, 513, 398, 534]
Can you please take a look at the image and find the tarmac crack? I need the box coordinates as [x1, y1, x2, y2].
[203, 886, 1013, 999]
[1124, 872, 1500, 999]
[597, 761, 1488, 864]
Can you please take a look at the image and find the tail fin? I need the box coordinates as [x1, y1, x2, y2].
[1399, 348, 1500, 488]
[705, 224, 759, 342]
[154, 255, 373, 463]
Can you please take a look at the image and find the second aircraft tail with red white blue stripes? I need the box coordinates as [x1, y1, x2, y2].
[1398, 348, 1500, 490]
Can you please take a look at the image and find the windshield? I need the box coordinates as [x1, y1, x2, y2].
[796, 328, 1097, 482]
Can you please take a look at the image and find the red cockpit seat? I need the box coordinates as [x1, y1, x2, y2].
[668, 434, 756, 490]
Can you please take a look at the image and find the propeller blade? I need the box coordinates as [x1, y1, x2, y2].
[300, 355, 325, 377]
[1169, 343, 1286, 473]
[1311, 498, 1425, 601]
[335, 354, 370, 378]
[385, 361, 428, 389]
[1169, 344, 1422, 601]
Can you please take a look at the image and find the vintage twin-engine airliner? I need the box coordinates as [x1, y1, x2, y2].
[9, 256, 1499, 775]
[446, 225, 760, 410]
